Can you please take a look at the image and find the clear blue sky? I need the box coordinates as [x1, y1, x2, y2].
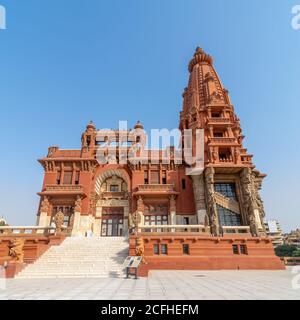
[0, 0, 299, 232]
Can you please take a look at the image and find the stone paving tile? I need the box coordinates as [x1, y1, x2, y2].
[1, 268, 300, 300]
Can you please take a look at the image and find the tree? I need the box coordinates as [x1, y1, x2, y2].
[292, 249, 300, 257]
[275, 245, 297, 257]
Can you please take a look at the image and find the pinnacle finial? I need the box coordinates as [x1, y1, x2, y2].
[188, 47, 213, 72]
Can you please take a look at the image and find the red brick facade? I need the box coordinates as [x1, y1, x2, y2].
[33, 48, 284, 272]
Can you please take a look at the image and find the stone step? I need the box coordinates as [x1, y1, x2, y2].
[16, 237, 129, 279]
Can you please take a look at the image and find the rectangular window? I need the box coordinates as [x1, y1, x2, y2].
[217, 205, 241, 227]
[161, 244, 168, 255]
[74, 171, 80, 185]
[240, 245, 248, 255]
[182, 179, 186, 190]
[213, 132, 223, 137]
[214, 183, 237, 200]
[162, 171, 167, 184]
[151, 171, 159, 184]
[144, 171, 149, 184]
[56, 171, 61, 185]
[153, 244, 159, 255]
[110, 185, 119, 192]
[183, 244, 190, 255]
[63, 171, 72, 185]
[232, 245, 239, 255]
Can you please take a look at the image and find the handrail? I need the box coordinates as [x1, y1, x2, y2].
[137, 224, 211, 234]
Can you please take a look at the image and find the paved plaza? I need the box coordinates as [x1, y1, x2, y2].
[1, 268, 299, 300]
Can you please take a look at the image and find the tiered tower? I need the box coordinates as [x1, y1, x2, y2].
[180, 48, 266, 237]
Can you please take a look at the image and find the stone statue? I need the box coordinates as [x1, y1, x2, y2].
[53, 211, 65, 233]
[40, 196, 50, 213]
[205, 167, 219, 236]
[129, 211, 141, 235]
[135, 237, 146, 264]
[9, 238, 25, 263]
[249, 214, 259, 237]
[74, 195, 82, 213]
[210, 214, 219, 237]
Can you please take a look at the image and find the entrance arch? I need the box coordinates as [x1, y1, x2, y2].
[94, 170, 130, 237]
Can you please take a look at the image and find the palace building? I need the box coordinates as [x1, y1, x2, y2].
[30, 48, 284, 274]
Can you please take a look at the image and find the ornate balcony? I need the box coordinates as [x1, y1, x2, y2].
[39, 184, 85, 196]
[100, 191, 127, 200]
[207, 117, 231, 125]
[135, 184, 178, 196]
[209, 137, 237, 145]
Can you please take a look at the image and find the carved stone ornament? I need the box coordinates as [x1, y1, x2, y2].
[9, 238, 25, 263]
[135, 237, 146, 264]
[40, 196, 50, 213]
[53, 211, 65, 233]
[169, 195, 176, 212]
[74, 195, 82, 213]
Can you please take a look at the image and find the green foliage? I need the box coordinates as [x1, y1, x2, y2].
[0, 220, 5, 227]
[275, 245, 298, 257]
[292, 249, 300, 257]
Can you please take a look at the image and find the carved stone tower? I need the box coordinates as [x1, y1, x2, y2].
[180, 48, 266, 236]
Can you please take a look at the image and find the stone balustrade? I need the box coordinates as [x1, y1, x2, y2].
[0, 226, 66, 236]
[44, 184, 84, 192]
[137, 184, 174, 192]
[222, 226, 251, 236]
[138, 224, 211, 234]
[207, 117, 231, 124]
[100, 191, 127, 199]
[209, 137, 236, 144]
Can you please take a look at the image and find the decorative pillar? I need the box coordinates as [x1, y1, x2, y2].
[71, 195, 82, 237]
[38, 196, 51, 228]
[137, 196, 144, 227]
[123, 205, 129, 235]
[191, 174, 207, 225]
[204, 167, 220, 236]
[169, 195, 177, 225]
[240, 168, 264, 236]
[93, 205, 102, 237]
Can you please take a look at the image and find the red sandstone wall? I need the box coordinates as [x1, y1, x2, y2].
[129, 235, 285, 276]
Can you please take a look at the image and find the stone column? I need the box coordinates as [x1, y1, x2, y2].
[137, 196, 144, 228]
[37, 197, 51, 232]
[204, 167, 220, 236]
[93, 205, 102, 237]
[191, 174, 207, 225]
[123, 205, 129, 235]
[71, 196, 82, 237]
[169, 195, 177, 225]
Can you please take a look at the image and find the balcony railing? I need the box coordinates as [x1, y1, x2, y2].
[209, 137, 237, 145]
[100, 191, 126, 199]
[137, 184, 174, 192]
[207, 117, 231, 125]
[222, 226, 251, 236]
[0, 226, 59, 236]
[39, 184, 85, 196]
[137, 224, 211, 234]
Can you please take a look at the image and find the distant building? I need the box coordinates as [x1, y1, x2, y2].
[0, 217, 7, 226]
[264, 220, 284, 247]
[284, 229, 300, 248]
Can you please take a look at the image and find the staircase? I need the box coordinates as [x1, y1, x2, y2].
[16, 237, 129, 279]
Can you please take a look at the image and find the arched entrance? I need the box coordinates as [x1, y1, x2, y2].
[94, 170, 130, 237]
